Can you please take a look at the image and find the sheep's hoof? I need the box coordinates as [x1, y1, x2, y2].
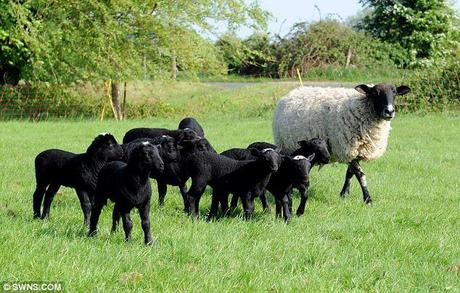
[296, 209, 304, 217]
[88, 229, 97, 237]
[365, 198, 373, 206]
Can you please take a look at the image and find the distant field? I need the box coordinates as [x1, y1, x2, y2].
[0, 113, 459, 291]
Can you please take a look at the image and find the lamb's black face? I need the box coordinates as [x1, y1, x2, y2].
[133, 142, 164, 172]
[299, 138, 330, 164]
[256, 148, 282, 172]
[182, 128, 199, 141]
[289, 156, 312, 185]
[355, 83, 411, 121]
[87, 133, 123, 161]
[159, 136, 179, 162]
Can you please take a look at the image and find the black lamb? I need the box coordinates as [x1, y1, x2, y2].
[178, 117, 205, 138]
[184, 148, 282, 220]
[247, 138, 330, 215]
[88, 142, 164, 245]
[32, 133, 123, 225]
[122, 127, 198, 144]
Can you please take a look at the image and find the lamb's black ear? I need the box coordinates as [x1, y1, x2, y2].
[307, 153, 315, 162]
[396, 85, 411, 96]
[355, 84, 370, 95]
[297, 140, 307, 147]
[249, 148, 261, 156]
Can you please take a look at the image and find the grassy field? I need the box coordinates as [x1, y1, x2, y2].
[0, 112, 459, 291]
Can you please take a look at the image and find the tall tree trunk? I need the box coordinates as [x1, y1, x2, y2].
[111, 81, 123, 120]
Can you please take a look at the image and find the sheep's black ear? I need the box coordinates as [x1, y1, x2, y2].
[249, 148, 261, 156]
[396, 85, 411, 96]
[307, 153, 315, 162]
[355, 84, 370, 95]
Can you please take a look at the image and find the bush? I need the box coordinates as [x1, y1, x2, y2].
[400, 62, 460, 112]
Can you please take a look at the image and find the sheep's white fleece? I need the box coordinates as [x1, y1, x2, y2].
[273, 86, 392, 163]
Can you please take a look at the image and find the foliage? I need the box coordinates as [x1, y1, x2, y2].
[275, 20, 408, 77]
[1, 0, 268, 83]
[358, 0, 460, 67]
[400, 61, 460, 112]
[216, 32, 277, 77]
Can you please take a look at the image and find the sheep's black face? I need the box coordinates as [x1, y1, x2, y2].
[298, 138, 330, 164]
[159, 136, 179, 162]
[355, 83, 411, 121]
[87, 133, 123, 161]
[132, 142, 164, 173]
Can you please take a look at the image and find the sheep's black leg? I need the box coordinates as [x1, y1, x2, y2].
[281, 194, 291, 222]
[179, 184, 189, 213]
[340, 163, 354, 198]
[40, 183, 60, 220]
[121, 211, 133, 242]
[32, 183, 47, 218]
[229, 194, 239, 212]
[288, 191, 293, 214]
[157, 181, 167, 206]
[139, 201, 154, 245]
[111, 204, 120, 233]
[258, 191, 271, 213]
[76, 189, 92, 226]
[88, 199, 104, 237]
[350, 160, 372, 205]
[296, 183, 309, 216]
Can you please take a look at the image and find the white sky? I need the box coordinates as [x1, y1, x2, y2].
[234, 0, 460, 37]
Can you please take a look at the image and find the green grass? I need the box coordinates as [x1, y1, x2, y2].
[1, 113, 459, 291]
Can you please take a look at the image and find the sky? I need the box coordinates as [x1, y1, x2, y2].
[235, 0, 460, 37]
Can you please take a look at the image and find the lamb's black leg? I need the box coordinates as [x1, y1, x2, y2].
[340, 163, 354, 198]
[219, 192, 230, 216]
[350, 160, 373, 205]
[33, 183, 47, 218]
[40, 183, 60, 220]
[88, 199, 104, 237]
[76, 189, 92, 226]
[121, 211, 133, 242]
[241, 192, 254, 220]
[275, 198, 282, 219]
[111, 204, 120, 233]
[258, 191, 271, 213]
[296, 183, 309, 216]
[187, 180, 206, 218]
[139, 201, 153, 245]
[157, 181, 167, 206]
[207, 191, 221, 221]
[281, 194, 292, 222]
[229, 194, 239, 212]
[179, 184, 189, 212]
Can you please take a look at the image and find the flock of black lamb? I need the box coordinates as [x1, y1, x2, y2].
[32, 117, 330, 245]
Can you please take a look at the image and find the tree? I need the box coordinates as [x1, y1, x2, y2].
[358, 0, 460, 67]
[2, 0, 269, 83]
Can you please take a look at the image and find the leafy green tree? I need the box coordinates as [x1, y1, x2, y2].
[358, 0, 460, 67]
[1, 0, 268, 83]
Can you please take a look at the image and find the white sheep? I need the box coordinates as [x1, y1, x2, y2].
[272, 83, 411, 204]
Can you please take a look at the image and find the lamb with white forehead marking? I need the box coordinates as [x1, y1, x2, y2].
[272, 83, 411, 204]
